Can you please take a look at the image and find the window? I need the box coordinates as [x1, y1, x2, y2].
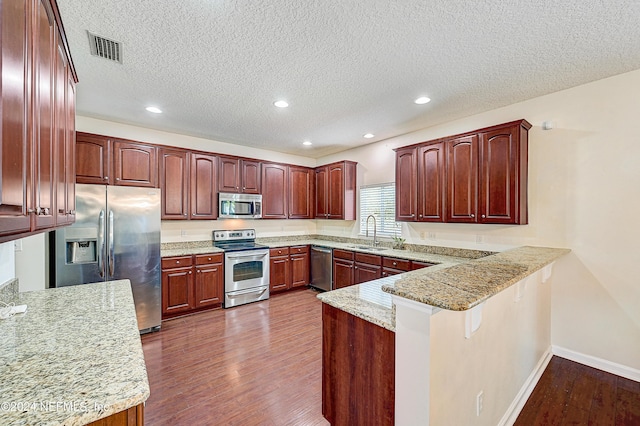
[359, 183, 398, 238]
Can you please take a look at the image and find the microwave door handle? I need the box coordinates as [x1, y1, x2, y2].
[98, 210, 105, 277]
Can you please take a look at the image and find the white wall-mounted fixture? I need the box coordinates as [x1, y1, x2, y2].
[465, 302, 485, 338]
[145, 106, 162, 114]
[542, 120, 555, 130]
[363, 133, 374, 139]
[274, 100, 289, 108]
[414, 96, 431, 104]
[302, 141, 312, 146]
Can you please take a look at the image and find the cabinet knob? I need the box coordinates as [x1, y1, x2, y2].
[208, 257, 212, 261]
[418, 214, 422, 218]
[188, 271, 192, 274]
[184, 214, 187, 216]
[481, 214, 486, 218]
[383, 272, 387, 276]
[104, 176, 109, 180]
[28, 208, 35, 214]
[278, 250, 282, 254]
[411, 214, 415, 217]
[393, 261, 397, 266]
[354, 266, 358, 269]
[471, 214, 475, 218]
[197, 270, 200, 273]
[243, 187, 246, 190]
[116, 178, 120, 181]
[176, 261, 180, 264]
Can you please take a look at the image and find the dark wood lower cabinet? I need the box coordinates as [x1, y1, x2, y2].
[322, 304, 395, 426]
[270, 246, 310, 293]
[162, 253, 223, 319]
[86, 404, 143, 426]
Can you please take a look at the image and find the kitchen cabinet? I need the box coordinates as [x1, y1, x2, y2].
[354, 252, 382, 284]
[269, 245, 310, 293]
[381, 257, 411, 277]
[446, 135, 478, 223]
[322, 303, 395, 426]
[158, 150, 218, 220]
[333, 249, 355, 289]
[315, 161, 357, 220]
[0, 0, 77, 242]
[262, 162, 288, 219]
[162, 253, 223, 318]
[411, 260, 436, 270]
[76, 132, 158, 188]
[218, 156, 261, 194]
[288, 166, 314, 219]
[395, 119, 530, 225]
[395, 147, 417, 221]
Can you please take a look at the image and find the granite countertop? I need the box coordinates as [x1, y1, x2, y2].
[0, 280, 149, 426]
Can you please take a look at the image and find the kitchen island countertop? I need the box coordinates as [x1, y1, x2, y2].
[0, 280, 149, 426]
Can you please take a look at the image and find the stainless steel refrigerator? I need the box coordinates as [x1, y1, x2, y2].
[51, 184, 161, 333]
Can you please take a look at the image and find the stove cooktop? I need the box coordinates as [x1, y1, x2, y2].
[212, 229, 268, 252]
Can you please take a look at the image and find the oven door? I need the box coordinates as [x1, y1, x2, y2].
[225, 249, 269, 292]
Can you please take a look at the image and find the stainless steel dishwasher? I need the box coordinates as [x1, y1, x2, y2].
[310, 246, 333, 291]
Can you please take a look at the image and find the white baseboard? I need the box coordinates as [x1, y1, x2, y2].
[498, 347, 553, 426]
[552, 345, 640, 382]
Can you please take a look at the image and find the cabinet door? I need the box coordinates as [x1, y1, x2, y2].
[417, 142, 446, 222]
[288, 166, 313, 219]
[315, 166, 328, 218]
[159, 148, 189, 220]
[190, 153, 217, 220]
[327, 163, 345, 219]
[0, 0, 31, 237]
[162, 267, 194, 316]
[241, 160, 261, 193]
[382, 267, 404, 277]
[113, 140, 158, 188]
[290, 251, 309, 288]
[270, 255, 290, 292]
[333, 258, 354, 289]
[479, 124, 527, 224]
[65, 72, 76, 224]
[395, 147, 417, 221]
[33, 0, 56, 230]
[218, 156, 240, 192]
[446, 135, 478, 223]
[54, 41, 68, 226]
[195, 263, 223, 307]
[354, 262, 381, 284]
[261, 163, 288, 219]
[75, 132, 110, 185]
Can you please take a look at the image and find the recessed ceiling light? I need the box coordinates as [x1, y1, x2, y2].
[414, 97, 431, 105]
[145, 106, 162, 113]
[302, 141, 312, 146]
[274, 100, 289, 108]
[363, 133, 375, 139]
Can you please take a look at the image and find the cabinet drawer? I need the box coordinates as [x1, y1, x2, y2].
[270, 247, 290, 256]
[382, 257, 411, 271]
[195, 253, 223, 265]
[333, 249, 354, 260]
[162, 256, 193, 269]
[290, 245, 309, 254]
[411, 260, 435, 270]
[355, 252, 381, 265]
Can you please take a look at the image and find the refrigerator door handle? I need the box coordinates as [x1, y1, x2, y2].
[108, 210, 115, 277]
[98, 210, 105, 277]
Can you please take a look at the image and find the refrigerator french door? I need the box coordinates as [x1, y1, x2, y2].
[51, 184, 161, 333]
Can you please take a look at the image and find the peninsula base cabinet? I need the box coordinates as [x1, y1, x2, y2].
[161, 253, 223, 319]
[86, 404, 144, 426]
[269, 245, 310, 293]
[322, 304, 395, 426]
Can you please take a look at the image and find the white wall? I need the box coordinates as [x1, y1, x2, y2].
[317, 69, 640, 370]
[0, 241, 16, 285]
[15, 234, 47, 292]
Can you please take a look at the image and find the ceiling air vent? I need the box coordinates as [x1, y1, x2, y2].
[87, 31, 123, 64]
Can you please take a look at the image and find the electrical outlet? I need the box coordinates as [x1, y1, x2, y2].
[476, 234, 484, 244]
[420, 231, 426, 239]
[180, 230, 187, 237]
[476, 391, 484, 416]
[14, 240, 22, 252]
[428, 232, 436, 240]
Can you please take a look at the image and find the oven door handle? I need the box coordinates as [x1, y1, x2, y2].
[226, 252, 268, 260]
[227, 287, 269, 297]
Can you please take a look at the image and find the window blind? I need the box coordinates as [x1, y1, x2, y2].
[359, 183, 398, 238]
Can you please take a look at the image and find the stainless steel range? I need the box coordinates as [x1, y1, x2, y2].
[213, 229, 270, 308]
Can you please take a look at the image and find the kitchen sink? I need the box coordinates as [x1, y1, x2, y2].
[350, 245, 388, 251]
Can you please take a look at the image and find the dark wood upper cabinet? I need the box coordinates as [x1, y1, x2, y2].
[159, 148, 189, 220]
[315, 161, 357, 220]
[395, 147, 417, 221]
[75, 133, 110, 184]
[479, 121, 530, 224]
[288, 166, 314, 219]
[395, 119, 529, 225]
[0, 0, 31, 237]
[113, 140, 158, 188]
[417, 142, 446, 222]
[218, 156, 261, 193]
[446, 135, 478, 223]
[190, 153, 217, 220]
[261, 163, 288, 219]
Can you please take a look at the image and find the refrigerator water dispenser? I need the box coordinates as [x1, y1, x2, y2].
[66, 240, 97, 264]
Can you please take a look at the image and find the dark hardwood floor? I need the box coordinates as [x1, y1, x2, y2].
[142, 289, 640, 425]
[141, 288, 329, 425]
[515, 356, 640, 425]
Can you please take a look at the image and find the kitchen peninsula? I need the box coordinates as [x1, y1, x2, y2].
[0, 280, 149, 426]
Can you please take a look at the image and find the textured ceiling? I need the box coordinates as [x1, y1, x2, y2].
[57, 0, 640, 158]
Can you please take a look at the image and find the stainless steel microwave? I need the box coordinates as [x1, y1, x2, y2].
[219, 193, 262, 219]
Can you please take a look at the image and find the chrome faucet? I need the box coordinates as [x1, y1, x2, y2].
[365, 214, 378, 247]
